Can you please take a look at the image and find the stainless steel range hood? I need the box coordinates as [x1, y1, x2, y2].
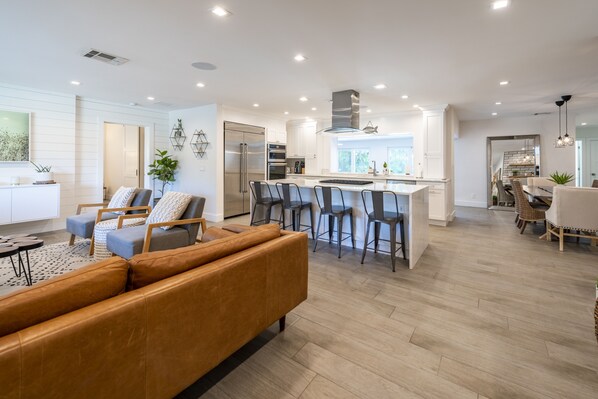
[322, 89, 363, 134]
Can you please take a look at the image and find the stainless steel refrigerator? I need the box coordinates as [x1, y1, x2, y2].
[224, 121, 266, 218]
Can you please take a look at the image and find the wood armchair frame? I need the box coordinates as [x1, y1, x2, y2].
[88, 205, 152, 256]
[141, 218, 206, 253]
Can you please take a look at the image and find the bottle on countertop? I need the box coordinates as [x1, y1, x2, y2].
[300, 161, 305, 174]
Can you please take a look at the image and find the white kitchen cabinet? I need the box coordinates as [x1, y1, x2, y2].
[286, 121, 317, 158]
[0, 184, 61, 225]
[417, 181, 453, 226]
[267, 129, 287, 144]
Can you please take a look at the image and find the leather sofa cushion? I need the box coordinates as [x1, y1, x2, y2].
[0, 257, 128, 338]
[127, 224, 281, 290]
[221, 224, 255, 233]
[200, 227, 238, 243]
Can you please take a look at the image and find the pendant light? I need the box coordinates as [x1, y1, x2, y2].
[561, 95, 574, 146]
[554, 100, 565, 148]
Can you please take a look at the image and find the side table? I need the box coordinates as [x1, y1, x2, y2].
[0, 234, 44, 286]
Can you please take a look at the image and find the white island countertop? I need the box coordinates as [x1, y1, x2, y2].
[287, 173, 449, 184]
[270, 178, 427, 196]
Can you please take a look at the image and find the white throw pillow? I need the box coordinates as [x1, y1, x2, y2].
[107, 187, 137, 215]
[146, 191, 193, 230]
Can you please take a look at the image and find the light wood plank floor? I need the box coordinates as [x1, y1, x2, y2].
[179, 207, 598, 399]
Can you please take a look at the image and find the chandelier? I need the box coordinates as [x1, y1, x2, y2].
[554, 95, 574, 148]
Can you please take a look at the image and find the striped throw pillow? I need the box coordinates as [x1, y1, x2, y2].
[146, 192, 193, 230]
[107, 187, 137, 215]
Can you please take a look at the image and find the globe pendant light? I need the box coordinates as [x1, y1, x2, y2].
[561, 95, 574, 146]
[554, 100, 565, 148]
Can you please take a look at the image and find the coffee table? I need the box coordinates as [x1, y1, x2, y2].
[0, 234, 44, 286]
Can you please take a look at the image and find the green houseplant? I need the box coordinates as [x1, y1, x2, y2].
[148, 149, 179, 198]
[548, 171, 575, 185]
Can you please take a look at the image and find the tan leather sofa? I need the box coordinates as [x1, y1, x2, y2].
[0, 224, 308, 399]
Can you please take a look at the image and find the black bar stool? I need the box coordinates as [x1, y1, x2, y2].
[249, 181, 283, 226]
[360, 189, 406, 272]
[275, 182, 315, 239]
[313, 185, 355, 258]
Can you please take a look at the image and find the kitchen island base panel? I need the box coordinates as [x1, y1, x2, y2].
[252, 179, 429, 269]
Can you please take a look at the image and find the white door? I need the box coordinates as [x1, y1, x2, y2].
[124, 125, 140, 187]
[590, 139, 598, 186]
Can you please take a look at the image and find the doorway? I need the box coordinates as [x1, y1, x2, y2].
[590, 139, 598, 186]
[104, 123, 144, 199]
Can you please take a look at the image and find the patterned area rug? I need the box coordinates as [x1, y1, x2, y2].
[0, 240, 94, 296]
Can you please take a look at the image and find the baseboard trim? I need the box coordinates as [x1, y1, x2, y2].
[203, 212, 224, 223]
[455, 200, 487, 208]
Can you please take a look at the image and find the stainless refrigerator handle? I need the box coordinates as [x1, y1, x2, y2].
[244, 143, 249, 193]
[239, 143, 244, 193]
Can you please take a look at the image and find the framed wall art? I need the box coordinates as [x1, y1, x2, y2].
[0, 110, 30, 162]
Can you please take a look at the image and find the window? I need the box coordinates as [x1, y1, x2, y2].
[338, 148, 369, 173]
[387, 146, 413, 174]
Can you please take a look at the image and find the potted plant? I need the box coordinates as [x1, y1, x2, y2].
[548, 171, 575, 185]
[30, 161, 53, 183]
[148, 149, 179, 203]
[382, 161, 390, 175]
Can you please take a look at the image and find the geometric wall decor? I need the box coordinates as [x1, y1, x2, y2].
[170, 118, 186, 151]
[190, 130, 209, 158]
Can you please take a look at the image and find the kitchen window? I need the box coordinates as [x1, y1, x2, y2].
[387, 146, 413, 174]
[338, 148, 370, 173]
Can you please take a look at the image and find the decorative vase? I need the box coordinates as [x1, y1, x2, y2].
[35, 172, 53, 183]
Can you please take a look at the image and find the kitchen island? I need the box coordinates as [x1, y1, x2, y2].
[255, 178, 429, 269]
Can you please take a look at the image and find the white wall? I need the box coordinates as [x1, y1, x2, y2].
[455, 114, 575, 208]
[0, 83, 169, 235]
[168, 104, 220, 221]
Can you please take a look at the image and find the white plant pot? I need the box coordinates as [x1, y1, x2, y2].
[35, 172, 54, 182]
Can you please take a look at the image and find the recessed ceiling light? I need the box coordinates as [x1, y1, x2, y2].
[211, 6, 230, 17]
[499, 81, 510, 86]
[495, 101, 502, 105]
[521, 147, 525, 151]
[253, 103, 260, 107]
[492, 0, 510, 10]
[147, 96, 155, 101]
[196, 82, 205, 88]
[374, 84, 387, 90]
[366, 109, 372, 113]
[492, 112, 498, 116]
[299, 96, 308, 102]
[311, 107, 317, 111]
[581, 122, 587, 126]
[294, 54, 307, 62]
[284, 111, 289, 115]
[401, 95, 409, 99]
[413, 104, 419, 108]
[70, 80, 80, 86]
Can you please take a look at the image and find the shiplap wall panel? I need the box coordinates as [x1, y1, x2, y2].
[0, 83, 169, 235]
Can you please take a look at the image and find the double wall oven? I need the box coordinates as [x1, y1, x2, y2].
[267, 143, 287, 180]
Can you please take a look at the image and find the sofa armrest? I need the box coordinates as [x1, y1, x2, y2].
[76, 202, 108, 215]
[143, 218, 207, 253]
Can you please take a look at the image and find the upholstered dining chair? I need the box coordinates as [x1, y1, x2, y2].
[496, 180, 514, 206]
[106, 194, 206, 259]
[66, 188, 152, 254]
[511, 180, 547, 234]
[527, 177, 557, 187]
[592, 179, 598, 188]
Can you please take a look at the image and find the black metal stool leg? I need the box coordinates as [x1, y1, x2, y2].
[309, 207, 315, 239]
[265, 204, 272, 224]
[390, 223, 397, 272]
[250, 203, 258, 226]
[313, 214, 323, 252]
[281, 207, 286, 230]
[374, 222, 380, 253]
[361, 220, 371, 264]
[292, 210, 297, 231]
[350, 212, 355, 248]
[328, 215, 333, 243]
[337, 215, 343, 258]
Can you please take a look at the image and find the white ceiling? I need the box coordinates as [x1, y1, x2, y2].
[2, 0, 598, 123]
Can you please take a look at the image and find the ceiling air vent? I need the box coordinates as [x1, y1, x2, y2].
[82, 49, 129, 66]
[534, 112, 551, 116]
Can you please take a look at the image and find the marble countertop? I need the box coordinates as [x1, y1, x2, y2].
[266, 178, 428, 195]
[286, 173, 449, 183]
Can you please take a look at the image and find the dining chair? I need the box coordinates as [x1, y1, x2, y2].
[592, 179, 598, 188]
[511, 180, 547, 234]
[496, 180, 514, 206]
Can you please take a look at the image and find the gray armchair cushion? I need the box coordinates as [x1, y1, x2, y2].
[106, 225, 189, 259]
[66, 212, 118, 239]
[130, 189, 152, 213]
[178, 197, 206, 244]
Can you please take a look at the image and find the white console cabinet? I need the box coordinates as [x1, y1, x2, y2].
[0, 184, 61, 225]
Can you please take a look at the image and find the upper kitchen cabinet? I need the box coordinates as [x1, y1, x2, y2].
[287, 120, 317, 158]
[267, 128, 287, 144]
[421, 105, 456, 179]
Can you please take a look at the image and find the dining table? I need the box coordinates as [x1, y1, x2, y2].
[522, 185, 553, 206]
